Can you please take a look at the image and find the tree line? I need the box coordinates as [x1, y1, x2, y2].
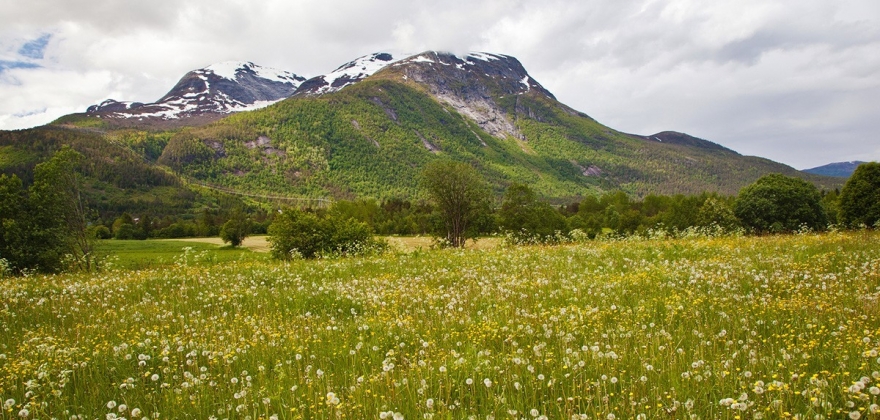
[3, 148, 878, 272]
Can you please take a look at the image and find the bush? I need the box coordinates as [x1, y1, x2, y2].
[734, 174, 827, 234]
[268, 208, 386, 259]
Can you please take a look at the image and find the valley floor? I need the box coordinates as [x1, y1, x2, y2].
[1, 232, 879, 419]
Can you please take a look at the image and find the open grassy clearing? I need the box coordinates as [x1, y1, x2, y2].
[97, 239, 268, 271]
[2, 232, 880, 419]
[165, 235, 501, 254]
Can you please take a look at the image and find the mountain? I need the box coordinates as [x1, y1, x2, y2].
[85, 61, 306, 126]
[803, 161, 866, 178]
[1, 51, 843, 218]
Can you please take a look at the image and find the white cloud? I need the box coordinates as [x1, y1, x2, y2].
[0, 0, 878, 168]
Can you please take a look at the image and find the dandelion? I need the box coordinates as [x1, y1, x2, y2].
[426, 399, 434, 409]
[326, 392, 340, 406]
[107, 401, 117, 410]
[466, 378, 473, 385]
[530, 409, 540, 417]
[483, 378, 492, 387]
[130, 409, 142, 418]
[150, 374, 159, 382]
[18, 408, 29, 418]
[849, 411, 861, 419]
[4, 399, 14, 409]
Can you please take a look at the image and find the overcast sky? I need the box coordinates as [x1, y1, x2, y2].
[1, 0, 878, 169]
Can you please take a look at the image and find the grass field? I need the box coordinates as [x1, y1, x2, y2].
[97, 239, 268, 271]
[2, 232, 880, 419]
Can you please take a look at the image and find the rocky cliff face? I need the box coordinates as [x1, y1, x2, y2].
[86, 62, 305, 121]
[377, 52, 556, 139]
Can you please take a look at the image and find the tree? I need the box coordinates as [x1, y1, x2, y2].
[498, 183, 567, 242]
[696, 197, 740, 231]
[0, 147, 98, 273]
[734, 174, 827, 234]
[30, 146, 99, 271]
[220, 208, 252, 247]
[421, 160, 491, 248]
[838, 162, 880, 228]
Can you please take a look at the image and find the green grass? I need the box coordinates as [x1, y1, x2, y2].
[2, 232, 879, 419]
[97, 239, 268, 270]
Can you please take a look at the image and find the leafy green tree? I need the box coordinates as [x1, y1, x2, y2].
[220, 208, 252, 247]
[734, 174, 827, 233]
[421, 160, 491, 247]
[838, 162, 880, 228]
[498, 183, 567, 242]
[820, 189, 840, 226]
[0, 147, 98, 273]
[696, 197, 740, 231]
[30, 146, 99, 271]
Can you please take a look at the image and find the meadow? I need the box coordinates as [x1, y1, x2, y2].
[1, 232, 879, 419]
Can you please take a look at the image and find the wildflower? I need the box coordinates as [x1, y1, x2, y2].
[130, 409, 142, 418]
[483, 378, 492, 387]
[426, 399, 434, 409]
[325, 392, 340, 406]
[393, 413, 404, 420]
[849, 411, 861, 419]
[150, 374, 159, 382]
[530, 409, 540, 417]
[466, 378, 473, 385]
[107, 401, 117, 410]
[18, 408, 29, 418]
[4, 399, 14, 409]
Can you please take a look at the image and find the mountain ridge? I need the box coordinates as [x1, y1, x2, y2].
[85, 61, 306, 124]
[803, 161, 867, 178]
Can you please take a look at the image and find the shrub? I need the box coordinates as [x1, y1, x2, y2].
[268, 208, 386, 259]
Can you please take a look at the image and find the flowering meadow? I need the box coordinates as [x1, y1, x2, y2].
[2, 232, 880, 419]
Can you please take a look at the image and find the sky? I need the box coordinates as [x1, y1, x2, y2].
[1, 0, 878, 169]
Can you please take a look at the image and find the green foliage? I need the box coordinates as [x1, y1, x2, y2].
[696, 197, 740, 232]
[220, 208, 252, 247]
[838, 162, 880, 228]
[421, 160, 492, 247]
[734, 173, 827, 233]
[0, 147, 98, 273]
[498, 183, 568, 242]
[157, 131, 215, 170]
[268, 208, 384, 259]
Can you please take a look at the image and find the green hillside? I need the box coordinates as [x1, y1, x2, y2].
[120, 77, 838, 202]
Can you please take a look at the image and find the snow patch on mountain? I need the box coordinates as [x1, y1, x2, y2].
[87, 61, 306, 121]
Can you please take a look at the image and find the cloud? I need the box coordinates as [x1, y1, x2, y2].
[0, 0, 877, 168]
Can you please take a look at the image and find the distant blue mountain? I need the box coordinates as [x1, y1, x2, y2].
[803, 161, 867, 178]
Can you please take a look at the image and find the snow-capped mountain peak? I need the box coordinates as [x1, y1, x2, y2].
[294, 52, 406, 95]
[86, 61, 306, 123]
[203, 61, 302, 85]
